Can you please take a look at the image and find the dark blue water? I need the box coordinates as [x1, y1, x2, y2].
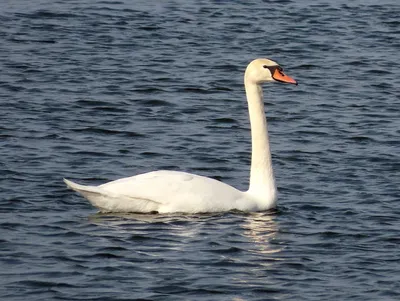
[1, 1, 400, 300]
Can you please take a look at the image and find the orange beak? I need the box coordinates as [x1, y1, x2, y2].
[272, 69, 298, 85]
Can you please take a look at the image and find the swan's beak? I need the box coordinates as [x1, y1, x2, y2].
[272, 69, 298, 85]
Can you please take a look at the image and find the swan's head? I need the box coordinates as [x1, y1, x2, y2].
[245, 58, 297, 85]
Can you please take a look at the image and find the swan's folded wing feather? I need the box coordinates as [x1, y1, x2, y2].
[97, 170, 245, 213]
[98, 171, 187, 202]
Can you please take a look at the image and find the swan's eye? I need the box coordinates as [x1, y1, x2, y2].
[263, 65, 268, 69]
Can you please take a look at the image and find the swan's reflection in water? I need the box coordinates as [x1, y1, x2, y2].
[88, 211, 282, 258]
[88, 211, 283, 300]
[87, 211, 223, 241]
[240, 211, 283, 256]
[88, 212, 173, 224]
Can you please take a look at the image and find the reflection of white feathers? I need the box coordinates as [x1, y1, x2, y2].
[242, 213, 282, 256]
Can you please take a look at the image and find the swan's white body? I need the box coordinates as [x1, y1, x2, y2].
[64, 58, 297, 213]
[64, 171, 266, 213]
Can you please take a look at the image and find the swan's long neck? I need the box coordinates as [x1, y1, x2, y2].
[245, 79, 277, 204]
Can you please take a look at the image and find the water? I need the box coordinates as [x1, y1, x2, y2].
[1, 0, 399, 300]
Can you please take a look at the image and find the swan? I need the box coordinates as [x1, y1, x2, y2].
[64, 58, 297, 213]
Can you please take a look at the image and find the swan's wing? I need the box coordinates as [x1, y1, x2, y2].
[66, 170, 246, 213]
[100, 170, 246, 213]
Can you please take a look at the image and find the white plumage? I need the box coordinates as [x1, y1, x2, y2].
[65, 171, 259, 213]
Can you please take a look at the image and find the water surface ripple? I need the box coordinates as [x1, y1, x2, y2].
[1, 1, 400, 300]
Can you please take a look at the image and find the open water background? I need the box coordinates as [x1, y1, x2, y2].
[1, 0, 400, 300]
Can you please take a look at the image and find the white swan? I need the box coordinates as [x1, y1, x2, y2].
[64, 58, 297, 213]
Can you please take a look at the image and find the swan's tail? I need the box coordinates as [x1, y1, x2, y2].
[64, 178, 109, 210]
[63, 178, 159, 213]
[64, 178, 102, 195]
